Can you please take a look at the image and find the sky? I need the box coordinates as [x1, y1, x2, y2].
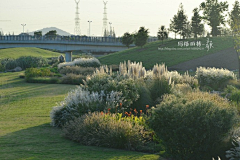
[0, 0, 237, 37]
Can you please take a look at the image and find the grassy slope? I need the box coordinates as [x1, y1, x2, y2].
[99, 36, 234, 69]
[0, 48, 62, 59]
[0, 72, 160, 160]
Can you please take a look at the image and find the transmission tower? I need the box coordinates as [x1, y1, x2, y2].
[102, 1, 108, 36]
[74, 0, 81, 35]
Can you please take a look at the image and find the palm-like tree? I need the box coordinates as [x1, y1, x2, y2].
[157, 26, 168, 45]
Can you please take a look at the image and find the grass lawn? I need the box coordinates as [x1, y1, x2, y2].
[0, 48, 62, 59]
[0, 72, 160, 160]
[99, 36, 234, 69]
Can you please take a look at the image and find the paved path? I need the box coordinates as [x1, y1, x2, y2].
[169, 48, 239, 71]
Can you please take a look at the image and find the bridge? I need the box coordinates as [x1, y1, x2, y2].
[0, 35, 158, 61]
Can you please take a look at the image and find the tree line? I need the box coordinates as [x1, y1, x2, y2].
[122, 0, 240, 48]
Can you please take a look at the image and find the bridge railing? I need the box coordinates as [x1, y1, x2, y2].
[0, 35, 158, 44]
[0, 35, 123, 43]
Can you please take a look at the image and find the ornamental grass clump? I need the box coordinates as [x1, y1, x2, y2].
[152, 64, 198, 88]
[58, 57, 101, 69]
[226, 128, 240, 160]
[84, 70, 139, 109]
[60, 73, 85, 85]
[62, 112, 145, 150]
[119, 60, 146, 79]
[196, 66, 237, 90]
[59, 66, 95, 75]
[50, 86, 123, 127]
[149, 91, 239, 160]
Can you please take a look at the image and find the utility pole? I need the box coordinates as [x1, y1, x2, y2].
[21, 24, 26, 33]
[74, 0, 81, 35]
[109, 22, 112, 37]
[88, 21, 92, 37]
[102, 1, 108, 36]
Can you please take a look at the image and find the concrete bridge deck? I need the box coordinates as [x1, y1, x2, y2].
[0, 35, 158, 61]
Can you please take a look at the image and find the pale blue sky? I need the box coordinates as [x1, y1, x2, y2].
[0, 0, 237, 36]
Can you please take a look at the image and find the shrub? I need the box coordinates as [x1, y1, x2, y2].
[196, 67, 236, 90]
[172, 83, 193, 95]
[62, 112, 145, 150]
[58, 57, 101, 69]
[16, 56, 48, 69]
[26, 77, 59, 84]
[131, 79, 153, 112]
[149, 91, 239, 160]
[25, 68, 52, 79]
[50, 67, 58, 73]
[5, 59, 17, 70]
[4, 56, 48, 70]
[84, 72, 139, 108]
[50, 86, 123, 127]
[59, 66, 95, 75]
[60, 73, 85, 85]
[48, 57, 59, 66]
[0, 63, 5, 72]
[58, 55, 65, 63]
[149, 77, 171, 105]
[226, 128, 240, 160]
[227, 79, 240, 89]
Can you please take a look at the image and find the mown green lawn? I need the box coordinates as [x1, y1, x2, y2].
[99, 36, 234, 69]
[0, 72, 160, 160]
[0, 48, 62, 59]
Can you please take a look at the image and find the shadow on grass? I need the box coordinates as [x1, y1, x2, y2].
[0, 123, 160, 160]
[0, 78, 76, 105]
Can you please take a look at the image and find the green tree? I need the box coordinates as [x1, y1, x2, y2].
[134, 27, 149, 48]
[229, 0, 240, 29]
[170, 3, 189, 39]
[34, 31, 42, 39]
[177, 3, 189, 39]
[182, 22, 192, 39]
[200, 0, 228, 36]
[122, 32, 134, 48]
[157, 26, 168, 44]
[45, 30, 57, 39]
[191, 8, 204, 39]
[169, 14, 179, 39]
[232, 20, 240, 76]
